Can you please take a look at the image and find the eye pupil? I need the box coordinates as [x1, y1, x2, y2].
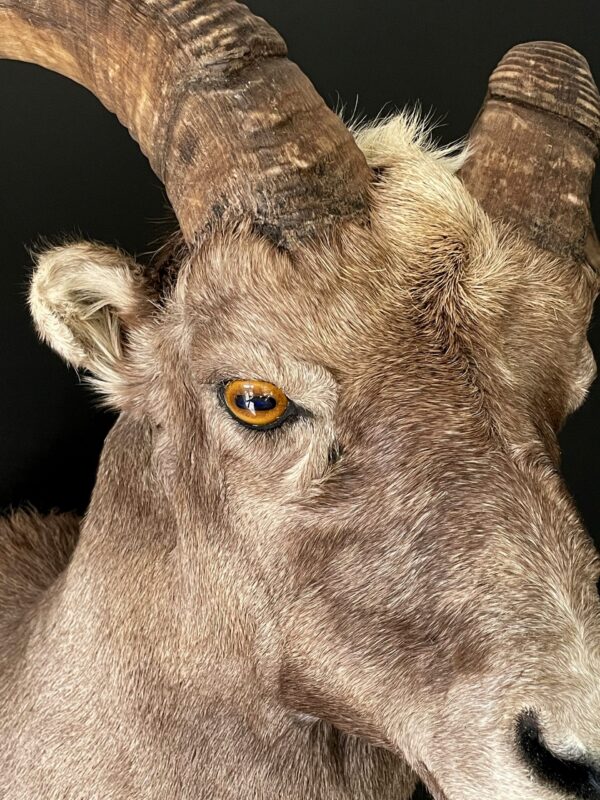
[235, 394, 277, 413]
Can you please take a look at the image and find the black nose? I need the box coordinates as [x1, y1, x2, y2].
[516, 710, 600, 799]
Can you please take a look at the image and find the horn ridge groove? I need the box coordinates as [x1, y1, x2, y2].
[0, 0, 370, 246]
[488, 42, 600, 138]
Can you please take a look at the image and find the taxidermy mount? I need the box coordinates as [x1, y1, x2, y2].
[1, 2, 600, 799]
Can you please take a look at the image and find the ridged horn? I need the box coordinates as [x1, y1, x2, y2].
[0, 1, 370, 246]
[459, 42, 600, 261]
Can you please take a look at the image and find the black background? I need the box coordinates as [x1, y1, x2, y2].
[1, 0, 600, 549]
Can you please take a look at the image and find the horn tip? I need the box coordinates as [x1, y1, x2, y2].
[489, 41, 600, 141]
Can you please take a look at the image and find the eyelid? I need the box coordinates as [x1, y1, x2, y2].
[204, 354, 337, 420]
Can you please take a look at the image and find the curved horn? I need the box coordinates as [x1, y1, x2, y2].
[459, 42, 600, 261]
[0, 1, 370, 245]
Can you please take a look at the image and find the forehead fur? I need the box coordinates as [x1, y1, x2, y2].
[174, 112, 527, 326]
[167, 115, 531, 369]
[175, 117, 475, 323]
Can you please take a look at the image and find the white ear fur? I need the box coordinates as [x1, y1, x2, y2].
[29, 243, 150, 386]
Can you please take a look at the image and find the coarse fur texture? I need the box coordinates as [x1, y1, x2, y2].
[2, 109, 600, 800]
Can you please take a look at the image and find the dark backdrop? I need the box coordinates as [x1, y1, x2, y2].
[1, 0, 600, 548]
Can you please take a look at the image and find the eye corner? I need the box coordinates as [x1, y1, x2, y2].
[327, 441, 344, 467]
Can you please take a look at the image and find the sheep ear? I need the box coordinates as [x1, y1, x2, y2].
[29, 243, 151, 395]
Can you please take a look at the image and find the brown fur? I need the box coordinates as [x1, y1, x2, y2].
[1, 115, 600, 800]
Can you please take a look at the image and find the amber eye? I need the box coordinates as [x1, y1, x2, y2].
[221, 379, 293, 430]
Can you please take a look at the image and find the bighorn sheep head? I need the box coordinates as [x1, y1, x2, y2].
[2, 3, 600, 800]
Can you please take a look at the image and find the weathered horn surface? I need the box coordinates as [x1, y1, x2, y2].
[0, 0, 370, 245]
[459, 42, 600, 261]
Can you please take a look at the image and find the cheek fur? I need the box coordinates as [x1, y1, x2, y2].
[203, 391, 336, 499]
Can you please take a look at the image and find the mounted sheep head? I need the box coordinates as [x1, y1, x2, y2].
[1, 3, 600, 800]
